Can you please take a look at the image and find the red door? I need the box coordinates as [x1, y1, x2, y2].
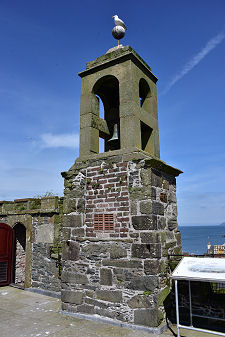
[0, 223, 12, 286]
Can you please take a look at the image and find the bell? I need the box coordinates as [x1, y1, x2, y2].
[108, 124, 119, 142]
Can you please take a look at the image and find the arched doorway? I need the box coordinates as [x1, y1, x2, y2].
[0, 223, 13, 286]
[12, 223, 26, 288]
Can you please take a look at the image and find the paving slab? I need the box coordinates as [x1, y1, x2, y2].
[0, 286, 222, 337]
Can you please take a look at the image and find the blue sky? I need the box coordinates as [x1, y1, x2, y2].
[0, 0, 225, 225]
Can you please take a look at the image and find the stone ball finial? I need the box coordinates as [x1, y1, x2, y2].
[112, 26, 126, 40]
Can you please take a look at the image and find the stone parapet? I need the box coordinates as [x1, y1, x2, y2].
[0, 196, 61, 215]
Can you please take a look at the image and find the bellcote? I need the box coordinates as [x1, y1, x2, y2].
[78, 46, 160, 160]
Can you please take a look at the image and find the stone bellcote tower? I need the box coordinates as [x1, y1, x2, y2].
[79, 46, 160, 158]
[61, 46, 182, 332]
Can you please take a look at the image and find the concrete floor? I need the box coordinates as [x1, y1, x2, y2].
[0, 286, 222, 337]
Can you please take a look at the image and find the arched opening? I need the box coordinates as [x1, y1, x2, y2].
[139, 79, 153, 152]
[12, 223, 26, 288]
[139, 78, 151, 111]
[93, 75, 120, 152]
[0, 223, 12, 285]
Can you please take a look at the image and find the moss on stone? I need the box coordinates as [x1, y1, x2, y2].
[156, 287, 170, 306]
[30, 199, 41, 210]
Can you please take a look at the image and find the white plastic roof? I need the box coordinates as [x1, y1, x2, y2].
[171, 257, 225, 282]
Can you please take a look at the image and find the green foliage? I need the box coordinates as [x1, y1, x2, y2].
[143, 290, 152, 296]
[34, 191, 56, 198]
[92, 182, 100, 189]
[108, 162, 113, 168]
[117, 279, 124, 284]
[30, 199, 41, 210]
[100, 168, 104, 174]
[87, 178, 91, 184]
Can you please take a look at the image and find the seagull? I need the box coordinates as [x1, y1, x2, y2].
[112, 15, 127, 30]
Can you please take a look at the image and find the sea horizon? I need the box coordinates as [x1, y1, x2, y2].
[179, 223, 223, 227]
[178, 225, 225, 255]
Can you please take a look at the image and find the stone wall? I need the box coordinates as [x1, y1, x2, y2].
[61, 153, 182, 328]
[0, 196, 63, 293]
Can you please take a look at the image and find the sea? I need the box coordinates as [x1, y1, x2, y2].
[178, 225, 225, 255]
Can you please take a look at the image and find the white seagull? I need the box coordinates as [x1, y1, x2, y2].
[112, 15, 127, 30]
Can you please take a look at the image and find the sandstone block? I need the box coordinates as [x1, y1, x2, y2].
[61, 271, 88, 284]
[100, 268, 112, 286]
[152, 201, 164, 215]
[132, 215, 157, 230]
[82, 244, 108, 257]
[62, 241, 80, 260]
[127, 275, 158, 291]
[131, 244, 161, 259]
[110, 243, 127, 259]
[128, 295, 151, 308]
[144, 259, 161, 275]
[61, 290, 83, 304]
[134, 308, 158, 327]
[63, 214, 83, 228]
[140, 201, 152, 214]
[63, 199, 76, 214]
[140, 168, 151, 186]
[140, 232, 159, 244]
[102, 259, 142, 269]
[76, 304, 94, 314]
[96, 290, 122, 303]
[62, 228, 71, 241]
[71, 228, 85, 236]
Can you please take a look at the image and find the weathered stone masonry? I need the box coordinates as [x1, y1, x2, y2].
[60, 45, 183, 329]
[0, 196, 63, 293]
[61, 153, 182, 327]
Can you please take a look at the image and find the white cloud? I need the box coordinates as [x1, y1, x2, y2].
[40, 133, 79, 148]
[162, 29, 225, 95]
